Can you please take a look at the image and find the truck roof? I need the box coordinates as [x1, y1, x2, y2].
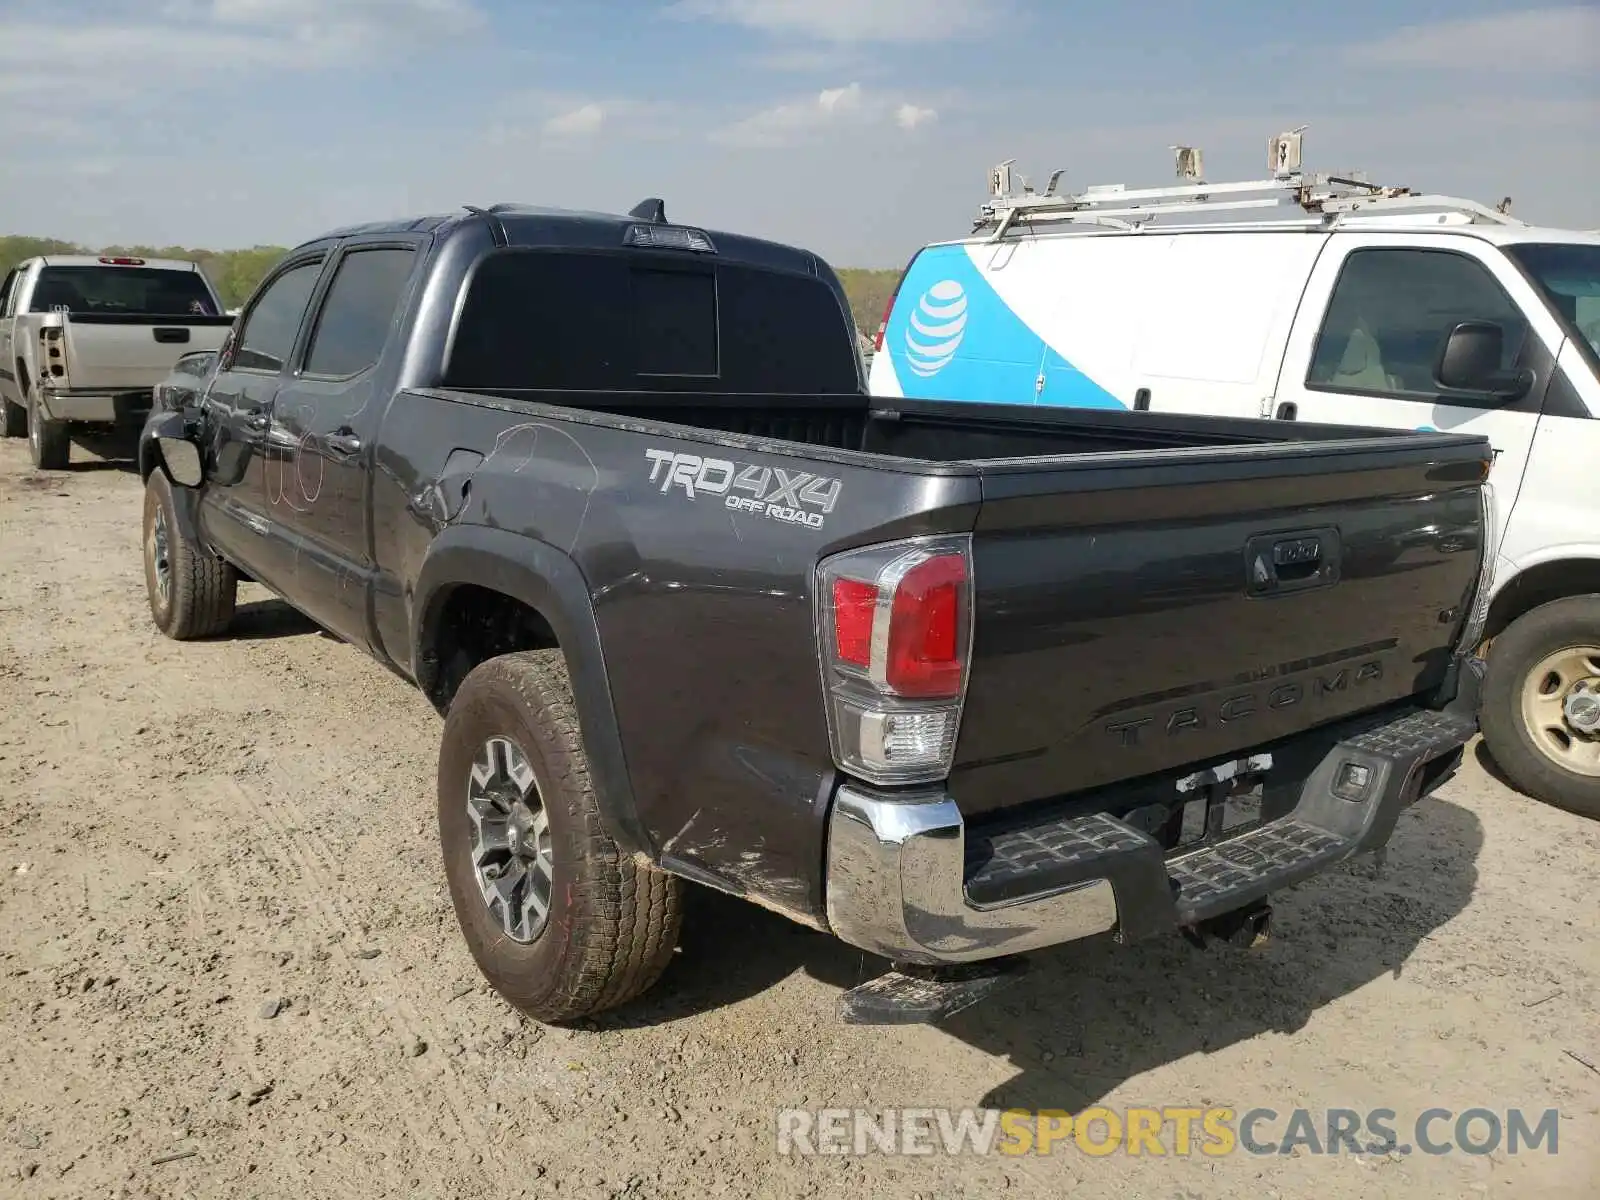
[302, 203, 828, 279]
[29, 255, 204, 272]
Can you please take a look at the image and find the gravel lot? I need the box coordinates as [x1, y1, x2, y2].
[2, 436, 1597, 1199]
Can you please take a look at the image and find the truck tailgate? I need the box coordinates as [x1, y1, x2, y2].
[951, 435, 1489, 817]
[60, 316, 232, 390]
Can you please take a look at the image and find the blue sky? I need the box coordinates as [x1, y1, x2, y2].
[0, 1, 1595, 266]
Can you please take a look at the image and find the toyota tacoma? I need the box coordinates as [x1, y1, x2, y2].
[137, 199, 1492, 1024]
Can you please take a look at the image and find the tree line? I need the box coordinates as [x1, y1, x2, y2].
[2, 235, 904, 333]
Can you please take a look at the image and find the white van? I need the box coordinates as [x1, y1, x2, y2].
[868, 138, 1600, 819]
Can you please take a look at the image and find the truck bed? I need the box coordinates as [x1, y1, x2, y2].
[404, 387, 1486, 853]
[476, 388, 1419, 458]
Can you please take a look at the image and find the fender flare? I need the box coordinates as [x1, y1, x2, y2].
[411, 525, 652, 858]
[139, 411, 205, 548]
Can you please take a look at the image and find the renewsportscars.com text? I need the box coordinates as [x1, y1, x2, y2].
[775, 1106, 1562, 1158]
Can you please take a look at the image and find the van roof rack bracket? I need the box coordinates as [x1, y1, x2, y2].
[977, 127, 1527, 238]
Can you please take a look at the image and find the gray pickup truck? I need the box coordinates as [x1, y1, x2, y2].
[138, 200, 1492, 1025]
[0, 254, 231, 468]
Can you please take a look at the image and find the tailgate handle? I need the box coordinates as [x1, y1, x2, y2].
[1245, 528, 1340, 596]
[154, 327, 191, 344]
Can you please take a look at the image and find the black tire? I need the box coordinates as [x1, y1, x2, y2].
[438, 650, 683, 1022]
[26, 393, 70, 469]
[1481, 595, 1600, 821]
[142, 469, 238, 639]
[1, 397, 23, 438]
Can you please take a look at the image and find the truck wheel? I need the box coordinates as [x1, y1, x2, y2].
[142, 469, 237, 639]
[1481, 596, 1600, 820]
[438, 650, 683, 1023]
[26, 393, 70, 469]
[1, 397, 23, 438]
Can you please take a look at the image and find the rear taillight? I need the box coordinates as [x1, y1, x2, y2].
[872, 289, 896, 353]
[817, 535, 973, 785]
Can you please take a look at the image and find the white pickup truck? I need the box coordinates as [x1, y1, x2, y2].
[0, 255, 233, 469]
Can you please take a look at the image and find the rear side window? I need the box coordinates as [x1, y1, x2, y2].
[444, 249, 858, 393]
[303, 248, 416, 378]
[27, 266, 217, 316]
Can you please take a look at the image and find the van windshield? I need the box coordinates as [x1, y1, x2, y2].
[1508, 243, 1600, 362]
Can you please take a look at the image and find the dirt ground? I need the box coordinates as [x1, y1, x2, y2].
[2, 435, 1598, 1200]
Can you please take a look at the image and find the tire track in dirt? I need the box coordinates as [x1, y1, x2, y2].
[223, 767, 508, 1173]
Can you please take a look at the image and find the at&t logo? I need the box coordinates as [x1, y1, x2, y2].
[904, 280, 967, 377]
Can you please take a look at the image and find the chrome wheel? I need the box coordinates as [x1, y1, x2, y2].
[148, 504, 172, 607]
[1520, 646, 1600, 777]
[467, 736, 554, 943]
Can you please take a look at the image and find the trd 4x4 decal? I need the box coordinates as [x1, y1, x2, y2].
[644, 448, 841, 530]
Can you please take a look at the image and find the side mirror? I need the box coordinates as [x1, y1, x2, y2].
[158, 435, 204, 487]
[1435, 321, 1534, 401]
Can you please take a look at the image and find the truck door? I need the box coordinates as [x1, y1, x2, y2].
[197, 253, 327, 580]
[1271, 235, 1566, 528]
[258, 241, 421, 649]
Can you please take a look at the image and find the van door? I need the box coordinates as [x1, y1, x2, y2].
[1131, 232, 1329, 418]
[1272, 235, 1566, 523]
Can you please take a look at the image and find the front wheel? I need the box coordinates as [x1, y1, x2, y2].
[142, 469, 238, 639]
[26, 393, 69, 469]
[438, 650, 683, 1023]
[1480, 596, 1600, 820]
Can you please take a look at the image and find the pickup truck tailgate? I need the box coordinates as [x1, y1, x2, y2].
[951, 437, 1489, 818]
[56, 316, 232, 391]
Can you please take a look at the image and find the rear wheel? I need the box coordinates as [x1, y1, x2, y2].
[26, 392, 69, 469]
[1481, 596, 1600, 820]
[438, 650, 683, 1022]
[1, 397, 23, 438]
[142, 469, 237, 639]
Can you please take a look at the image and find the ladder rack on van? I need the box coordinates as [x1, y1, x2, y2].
[977, 127, 1525, 241]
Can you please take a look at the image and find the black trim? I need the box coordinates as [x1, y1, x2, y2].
[411, 526, 651, 858]
[0, 365, 12, 383]
[47, 313, 234, 327]
[1543, 361, 1592, 420]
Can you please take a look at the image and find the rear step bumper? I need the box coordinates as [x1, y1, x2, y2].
[824, 664, 1482, 966]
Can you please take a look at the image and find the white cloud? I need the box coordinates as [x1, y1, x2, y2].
[666, 0, 989, 42]
[714, 82, 942, 147]
[895, 103, 937, 130]
[543, 103, 607, 140]
[817, 83, 863, 114]
[1349, 6, 1598, 72]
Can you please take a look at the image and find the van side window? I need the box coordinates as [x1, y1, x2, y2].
[1307, 249, 1528, 402]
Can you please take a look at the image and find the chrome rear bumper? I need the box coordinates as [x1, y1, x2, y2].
[824, 686, 1481, 967]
